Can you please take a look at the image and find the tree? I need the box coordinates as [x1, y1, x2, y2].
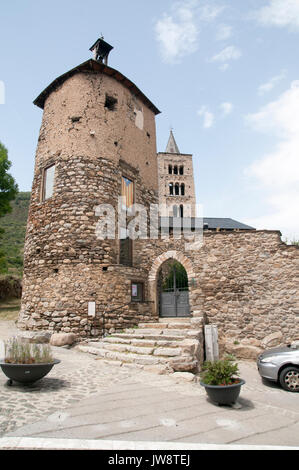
[0, 142, 18, 273]
[0, 142, 18, 217]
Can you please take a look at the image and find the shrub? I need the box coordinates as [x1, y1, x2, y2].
[200, 355, 240, 386]
[4, 337, 54, 364]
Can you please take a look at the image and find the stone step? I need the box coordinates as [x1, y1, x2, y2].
[77, 345, 169, 366]
[102, 337, 183, 348]
[90, 340, 183, 357]
[138, 322, 191, 330]
[124, 328, 192, 337]
[112, 333, 185, 342]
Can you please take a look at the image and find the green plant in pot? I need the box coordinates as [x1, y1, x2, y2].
[0, 337, 60, 385]
[200, 355, 245, 405]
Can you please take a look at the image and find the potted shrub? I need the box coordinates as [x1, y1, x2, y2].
[200, 355, 245, 405]
[0, 337, 60, 385]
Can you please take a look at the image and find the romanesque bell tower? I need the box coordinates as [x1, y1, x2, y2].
[157, 131, 196, 217]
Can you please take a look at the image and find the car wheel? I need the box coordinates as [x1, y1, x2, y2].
[279, 366, 299, 392]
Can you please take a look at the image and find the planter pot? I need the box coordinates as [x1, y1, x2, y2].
[200, 379, 245, 405]
[0, 359, 61, 385]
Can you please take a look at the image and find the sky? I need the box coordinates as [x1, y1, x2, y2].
[0, 0, 299, 241]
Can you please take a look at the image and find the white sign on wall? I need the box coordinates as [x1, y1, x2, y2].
[88, 301, 96, 317]
[204, 325, 219, 362]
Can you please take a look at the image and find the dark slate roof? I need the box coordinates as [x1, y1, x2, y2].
[159, 217, 255, 230]
[34, 59, 161, 115]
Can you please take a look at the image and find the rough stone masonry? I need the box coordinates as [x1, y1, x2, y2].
[18, 42, 299, 364]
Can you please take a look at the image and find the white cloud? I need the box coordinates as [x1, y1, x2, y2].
[199, 4, 226, 21]
[155, 0, 226, 64]
[247, 80, 299, 137]
[155, 1, 200, 64]
[258, 70, 287, 95]
[197, 106, 215, 129]
[211, 45, 242, 62]
[216, 24, 232, 41]
[245, 81, 299, 239]
[255, 0, 299, 30]
[219, 63, 229, 71]
[210, 45, 242, 70]
[220, 101, 233, 116]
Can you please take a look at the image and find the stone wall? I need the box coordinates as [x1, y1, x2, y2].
[135, 230, 299, 348]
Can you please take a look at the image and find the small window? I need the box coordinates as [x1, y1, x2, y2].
[105, 94, 117, 111]
[175, 183, 180, 195]
[169, 182, 174, 195]
[179, 166, 184, 175]
[42, 164, 55, 201]
[121, 176, 134, 209]
[168, 165, 172, 174]
[173, 165, 178, 175]
[120, 238, 132, 266]
[131, 282, 144, 302]
[181, 183, 185, 196]
[180, 205, 184, 218]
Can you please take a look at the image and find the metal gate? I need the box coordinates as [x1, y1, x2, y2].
[159, 261, 190, 318]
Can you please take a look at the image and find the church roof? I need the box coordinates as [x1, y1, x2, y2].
[160, 217, 255, 231]
[165, 130, 180, 154]
[33, 59, 161, 115]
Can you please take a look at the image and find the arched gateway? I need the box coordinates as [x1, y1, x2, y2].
[148, 251, 195, 318]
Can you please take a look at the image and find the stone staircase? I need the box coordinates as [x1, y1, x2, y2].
[76, 319, 203, 374]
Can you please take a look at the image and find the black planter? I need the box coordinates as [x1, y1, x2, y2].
[200, 379, 245, 405]
[0, 359, 61, 385]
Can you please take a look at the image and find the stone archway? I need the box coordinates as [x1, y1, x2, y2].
[148, 251, 196, 317]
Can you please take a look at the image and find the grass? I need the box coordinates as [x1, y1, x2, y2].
[0, 297, 20, 321]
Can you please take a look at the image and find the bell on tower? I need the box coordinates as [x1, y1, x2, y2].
[89, 37, 114, 65]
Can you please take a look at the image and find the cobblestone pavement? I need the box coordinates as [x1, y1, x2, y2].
[0, 322, 204, 436]
[1, 321, 299, 446]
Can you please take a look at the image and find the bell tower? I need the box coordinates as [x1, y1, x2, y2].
[157, 131, 196, 217]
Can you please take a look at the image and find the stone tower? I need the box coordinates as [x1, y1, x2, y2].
[18, 38, 161, 337]
[157, 131, 196, 217]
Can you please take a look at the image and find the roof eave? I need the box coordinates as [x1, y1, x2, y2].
[33, 59, 161, 115]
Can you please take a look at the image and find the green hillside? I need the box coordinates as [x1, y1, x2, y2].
[0, 192, 30, 277]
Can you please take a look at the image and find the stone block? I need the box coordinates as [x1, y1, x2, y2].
[50, 332, 77, 347]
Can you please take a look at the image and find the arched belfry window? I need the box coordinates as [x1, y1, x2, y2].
[181, 183, 185, 196]
[179, 166, 184, 175]
[175, 183, 180, 195]
[169, 183, 174, 195]
[173, 165, 178, 175]
[168, 165, 172, 174]
[180, 205, 184, 218]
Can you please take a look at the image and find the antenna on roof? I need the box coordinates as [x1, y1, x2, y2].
[89, 37, 114, 65]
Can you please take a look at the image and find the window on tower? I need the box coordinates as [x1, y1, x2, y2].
[168, 165, 172, 174]
[175, 183, 180, 195]
[173, 165, 178, 175]
[121, 176, 134, 210]
[169, 183, 174, 195]
[181, 183, 185, 196]
[179, 166, 184, 175]
[42, 164, 55, 201]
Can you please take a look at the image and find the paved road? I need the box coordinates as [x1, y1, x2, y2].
[0, 321, 298, 447]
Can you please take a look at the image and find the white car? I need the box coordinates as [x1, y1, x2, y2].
[257, 342, 299, 392]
